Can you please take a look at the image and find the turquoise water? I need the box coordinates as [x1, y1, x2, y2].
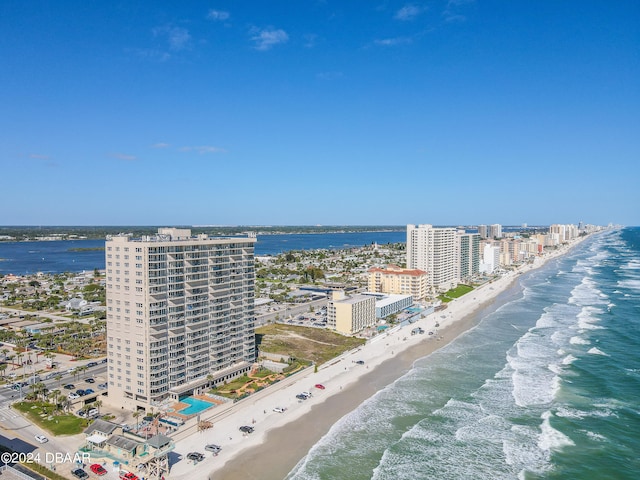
[287, 227, 640, 479]
[178, 397, 214, 416]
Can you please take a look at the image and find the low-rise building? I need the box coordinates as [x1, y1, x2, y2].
[80, 419, 174, 479]
[327, 291, 376, 335]
[362, 292, 413, 318]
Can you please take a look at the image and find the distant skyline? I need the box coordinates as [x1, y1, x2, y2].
[1, 1, 638, 226]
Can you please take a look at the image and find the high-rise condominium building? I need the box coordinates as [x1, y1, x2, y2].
[457, 231, 480, 281]
[477, 224, 488, 239]
[105, 228, 256, 411]
[489, 224, 503, 239]
[407, 224, 459, 293]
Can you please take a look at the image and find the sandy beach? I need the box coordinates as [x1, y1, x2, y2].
[167, 241, 581, 480]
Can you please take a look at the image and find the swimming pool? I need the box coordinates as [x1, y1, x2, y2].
[178, 397, 215, 416]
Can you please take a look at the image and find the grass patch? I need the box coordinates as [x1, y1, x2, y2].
[438, 284, 474, 303]
[12, 401, 89, 435]
[256, 323, 366, 366]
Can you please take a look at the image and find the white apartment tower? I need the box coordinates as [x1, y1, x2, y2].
[489, 224, 503, 239]
[457, 231, 480, 281]
[407, 224, 459, 293]
[105, 228, 257, 411]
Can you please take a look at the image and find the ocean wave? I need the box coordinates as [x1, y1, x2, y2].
[538, 411, 575, 451]
[617, 279, 640, 292]
[584, 430, 607, 442]
[569, 336, 590, 345]
[561, 354, 577, 365]
[587, 347, 609, 356]
[555, 407, 587, 419]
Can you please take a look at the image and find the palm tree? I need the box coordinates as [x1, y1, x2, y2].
[133, 410, 142, 432]
[0, 364, 7, 379]
[94, 399, 102, 415]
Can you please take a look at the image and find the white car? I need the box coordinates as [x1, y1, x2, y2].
[69, 392, 80, 400]
[35, 435, 48, 444]
[273, 407, 286, 413]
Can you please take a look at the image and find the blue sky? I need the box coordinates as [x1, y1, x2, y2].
[1, 1, 638, 226]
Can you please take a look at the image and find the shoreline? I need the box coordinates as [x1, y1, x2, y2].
[168, 239, 586, 480]
[212, 290, 512, 480]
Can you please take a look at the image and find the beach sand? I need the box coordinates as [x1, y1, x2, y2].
[212, 293, 509, 480]
[167, 241, 582, 480]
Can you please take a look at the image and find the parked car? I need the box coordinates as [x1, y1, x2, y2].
[98, 383, 108, 389]
[85, 378, 95, 383]
[301, 391, 312, 398]
[186, 452, 205, 462]
[355, 360, 365, 365]
[69, 392, 80, 400]
[296, 394, 308, 400]
[119, 472, 139, 480]
[239, 425, 254, 434]
[314, 384, 325, 390]
[71, 468, 88, 479]
[35, 435, 48, 444]
[273, 407, 286, 413]
[87, 362, 98, 367]
[63, 384, 75, 389]
[204, 444, 222, 453]
[75, 389, 86, 396]
[90, 464, 107, 476]
[84, 388, 95, 395]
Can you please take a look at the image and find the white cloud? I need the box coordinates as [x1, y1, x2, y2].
[179, 146, 227, 155]
[153, 26, 192, 51]
[151, 143, 171, 149]
[395, 4, 426, 21]
[304, 33, 318, 48]
[443, 0, 474, 22]
[374, 36, 413, 46]
[249, 27, 289, 51]
[208, 9, 230, 21]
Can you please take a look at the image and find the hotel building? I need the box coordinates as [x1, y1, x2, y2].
[327, 291, 376, 335]
[105, 228, 256, 411]
[367, 264, 429, 300]
[407, 224, 459, 293]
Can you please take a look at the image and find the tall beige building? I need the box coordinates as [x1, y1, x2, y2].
[105, 228, 256, 411]
[367, 264, 429, 300]
[407, 224, 459, 293]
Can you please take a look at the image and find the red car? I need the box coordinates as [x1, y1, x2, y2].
[314, 383, 325, 390]
[119, 472, 139, 480]
[90, 464, 107, 476]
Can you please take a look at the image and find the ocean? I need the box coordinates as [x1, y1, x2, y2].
[286, 227, 640, 480]
[0, 231, 406, 275]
